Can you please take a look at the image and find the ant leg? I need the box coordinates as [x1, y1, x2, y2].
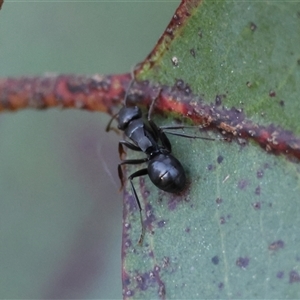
[118, 158, 148, 190]
[118, 140, 142, 159]
[160, 125, 198, 130]
[146, 89, 174, 150]
[162, 130, 215, 141]
[128, 168, 148, 246]
[105, 112, 119, 133]
[157, 122, 216, 141]
[148, 119, 172, 152]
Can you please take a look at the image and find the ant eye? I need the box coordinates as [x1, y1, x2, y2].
[117, 123, 124, 130]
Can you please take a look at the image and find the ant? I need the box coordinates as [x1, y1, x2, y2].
[106, 79, 214, 245]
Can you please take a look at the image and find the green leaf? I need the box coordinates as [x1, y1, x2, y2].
[122, 1, 300, 299]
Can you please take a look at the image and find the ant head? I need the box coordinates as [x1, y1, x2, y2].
[117, 106, 142, 130]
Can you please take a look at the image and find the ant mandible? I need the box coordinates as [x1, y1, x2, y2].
[106, 79, 214, 245]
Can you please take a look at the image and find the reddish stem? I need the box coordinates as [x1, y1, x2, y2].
[0, 73, 131, 114]
[0, 73, 300, 161]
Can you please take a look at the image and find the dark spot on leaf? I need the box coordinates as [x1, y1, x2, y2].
[279, 100, 285, 106]
[277, 271, 284, 279]
[207, 164, 215, 171]
[238, 179, 248, 190]
[269, 240, 284, 251]
[215, 95, 222, 106]
[175, 79, 185, 90]
[123, 273, 131, 286]
[216, 197, 223, 205]
[255, 186, 261, 195]
[257, 169, 264, 178]
[218, 282, 224, 289]
[217, 155, 224, 164]
[289, 270, 300, 283]
[250, 22, 257, 31]
[212, 255, 219, 265]
[135, 269, 164, 293]
[122, 272, 134, 297]
[136, 275, 145, 290]
[220, 216, 226, 224]
[236, 257, 250, 268]
[252, 202, 261, 210]
[269, 90, 276, 97]
[190, 48, 196, 58]
[157, 220, 166, 228]
[184, 84, 191, 95]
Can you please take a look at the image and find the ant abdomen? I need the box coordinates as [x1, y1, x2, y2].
[147, 153, 186, 193]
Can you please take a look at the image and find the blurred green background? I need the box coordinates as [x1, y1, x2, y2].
[0, 1, 178, 298]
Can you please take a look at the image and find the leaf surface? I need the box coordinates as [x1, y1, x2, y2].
[122, 1, 300, 298]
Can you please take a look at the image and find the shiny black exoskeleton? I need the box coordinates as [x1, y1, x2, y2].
[107, 85, 214, 244]
[106, 94, 188, 244]
[117, 105, 186, 194]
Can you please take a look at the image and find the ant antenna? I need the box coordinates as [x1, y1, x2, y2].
[105, 67, 136, 133]
[105, 112, 119, 133]
[124, 65, 137, 107]
[162, 130, 216, 141]
[147, 93, 220, 142]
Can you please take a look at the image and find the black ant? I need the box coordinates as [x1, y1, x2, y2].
[106, 80, 214, 245]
